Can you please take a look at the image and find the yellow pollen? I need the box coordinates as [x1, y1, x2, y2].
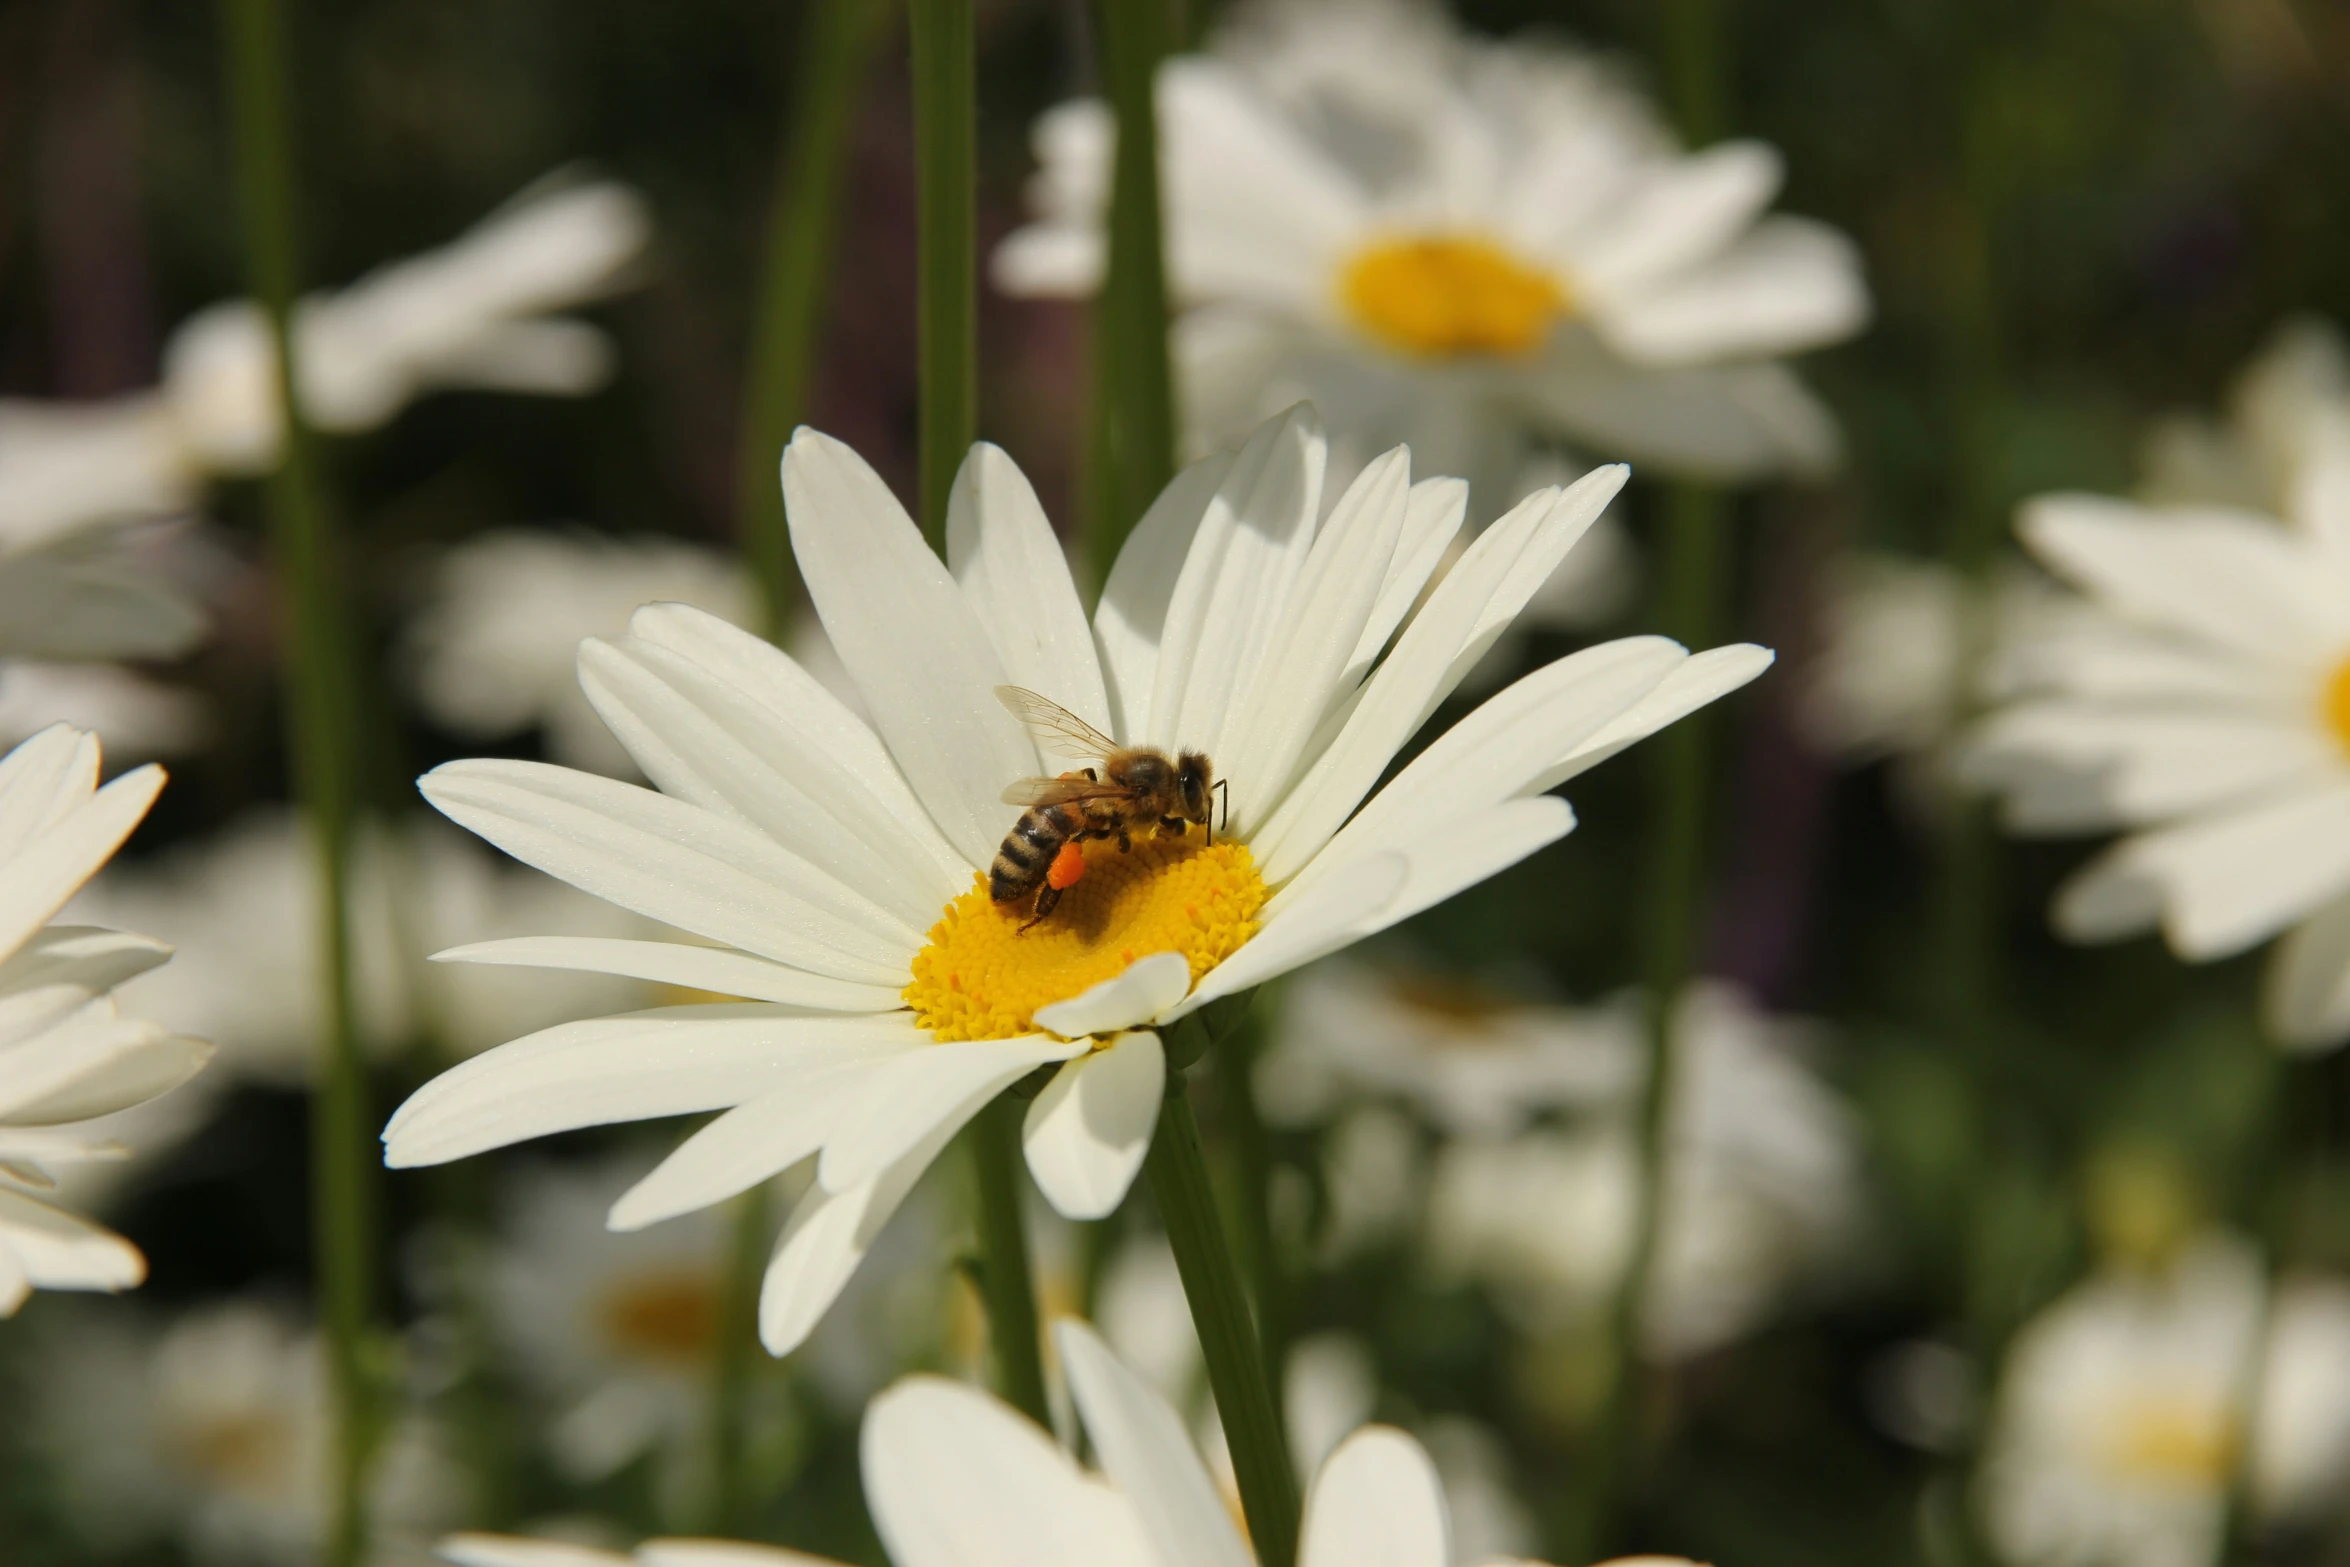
[1340, 235, 1570, 359]
[596, 1270, 721, 1367]
[2101, 1394, 2236, 1487]
[2324, 656, 2350, 755]
[906, 836, 1266, 1041]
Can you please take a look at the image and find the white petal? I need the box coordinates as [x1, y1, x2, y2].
[431, 936, 903, 1013]
[1096, 453, 1234, 740]
[0, 756, 161, 968]
[2020, 494, 2349, 660]
[2265, 892, 2350, 1053]
[382, 1008, 922, 1167]
[1220, 447, 1416, 834]
[1595, 217, 1868, 366]
[863, 1374, 1155, 1567]
[1168, 851, 1409, 1020]
[578, 630, 956, 927]
[816, 1034, 1084, 1193]
[1150, 406, 1326, 761]
[947, 443, 1111, 735]
[1539, 643, 1777, 789]
[1254, 469, 1625, 884]
[435, 1536, 632, 1567]
[1057, 1318, 1256, 1567]
[783, 428, 1037, 868]
[0, 1017, 210, 1126]
[420, 759, 914, 984]
[1340, 477, 1469, 693]
[608, 1054, 893, 1230]
[0, 925, 174, 1051]
[0, 723, 100, 858]
[0, 1186, 142, 1302]
[1032, 951, 1193, 1039]
[1570, 141, 1784, 295]
[1340, 797, 1578, 952]
[641, 1543, 848, 1567]
[1966, 704, 2332, 827]
[1519, 354, 1841, 481]
[623, 602, 969, 895]
[760, 1097, 975, 1354]
[2053, 787, 2350, 959]
[1276, 638, 1683, 915]
[1022, 1030, 1164, 1220]
[1300, 1426, 1451, 1567]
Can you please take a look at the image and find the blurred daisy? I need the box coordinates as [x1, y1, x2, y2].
[0, 176, 648, 543]
[27, 1296, 457, 1567]
[405, 530, 761, 775]
[449, 1320, 1654, 1567]
[1396, 981, 1857, 1360]
[1979, 1236, 2350, 1567]
[484, 1153, 729, 1486]
[0, 723, 207, 1313]
[71, 808, 652, 1083]
[0, 660, 206, 758]
[2140, 318, 2350, 514]
[383, 408, 1770, 1355]
[995, 0, 1867, 498]
[1967, 437, 2350, 1050]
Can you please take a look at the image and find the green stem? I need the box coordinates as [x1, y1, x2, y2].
[969, 1097, 1050, 1425]
[219, 2, 374, 1562]
[1216, 1012, 1287, 1423]
[1576, 480, 1729, 1556]
[1086, 0, 1177, 571]
[1149, 1067, 1301, 1567]
[707, 1186, 775, 1533]
[908, 0, 975, 549]
[737, 0, 895, 629]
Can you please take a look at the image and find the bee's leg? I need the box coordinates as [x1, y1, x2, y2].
[1158, 817, 1188, 837]
[1082, 768, 1099, 780]
[1117, 830, 1132, 853]
[1019, 884, 1062, 933]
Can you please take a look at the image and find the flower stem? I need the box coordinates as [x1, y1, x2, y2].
[1577, 479, 1730, 1554]
[219, 1, 375, 1560]
[737, 0, 894, 629]
[969, 1096, 1050, 1425]
[1085, 0, 1178, 571]
[1149, 1064, 1301, 1567]
[707, 1185, 775, 1532]
[909, 0, 975, 550]
[1216, 1011, 1288, 1423]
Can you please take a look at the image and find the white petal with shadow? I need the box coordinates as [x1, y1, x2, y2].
[1033, 950, 1192, 1039]
[948, 443, 1111, 736]
[816, 1034, 1084, 1193]
[1023, 1030, 1164, 1220]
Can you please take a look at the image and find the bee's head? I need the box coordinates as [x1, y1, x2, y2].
[1176, 753, 1215, 825]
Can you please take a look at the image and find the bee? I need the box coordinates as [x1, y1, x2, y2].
[991, 685, 1226, 931]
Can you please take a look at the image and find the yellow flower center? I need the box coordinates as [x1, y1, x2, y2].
[1340, 235, 1571, 359]
[2323, 656, 2350, 755]
[596, 1269, 721, 1368]
[905, 835, 1266, 1041]
[2101, 1394, 2237, 1487]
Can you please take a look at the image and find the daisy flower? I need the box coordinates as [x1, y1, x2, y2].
[0, 176, 648, 543]
[405, 530, 762, 776]
[2139, 317, 2350, 515]
[1979, 1235, 2350, 1567]
[994, 0, 1868, 500]
[1966, 436, 2350, 1049]
[25, 1295, 459, 1567]
[444, 1319, 1668, 1567]
[382, 406, 1772, 1355]
[0, 723, 207, 1314]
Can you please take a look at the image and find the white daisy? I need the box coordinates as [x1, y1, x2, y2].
[27, 1295, 458, 1567]
[1979, 1235, 2350, 1567]
[382, 407, 1771, 1356]
[0, 723, 207, 1314]
[994, 0, 1867, 498]
[0, 176, 649, 543]
[1965, 435, 2350, 1049]
[1388, 981, 1856, 1360]
[0, 660, 206, 758]
[405, 529, 762, 776]
[445, 1320, 1660, 1567]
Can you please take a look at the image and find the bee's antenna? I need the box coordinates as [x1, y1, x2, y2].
[1213, 777, 1230, 843]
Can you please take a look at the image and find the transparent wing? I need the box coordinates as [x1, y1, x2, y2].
[1000, 775, 1136, 808]
[995, 685, 1117, 761]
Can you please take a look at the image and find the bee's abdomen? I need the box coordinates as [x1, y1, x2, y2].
[990, 805, 1079, 903]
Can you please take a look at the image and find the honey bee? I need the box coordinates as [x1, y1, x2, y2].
[991, 686, 1225, 930]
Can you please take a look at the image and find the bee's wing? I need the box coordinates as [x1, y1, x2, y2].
[1000, 776, 1137, 808]
[995, 685, 1117, 762]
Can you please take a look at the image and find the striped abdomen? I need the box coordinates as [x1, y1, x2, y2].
[991, 802, 1085, 903]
